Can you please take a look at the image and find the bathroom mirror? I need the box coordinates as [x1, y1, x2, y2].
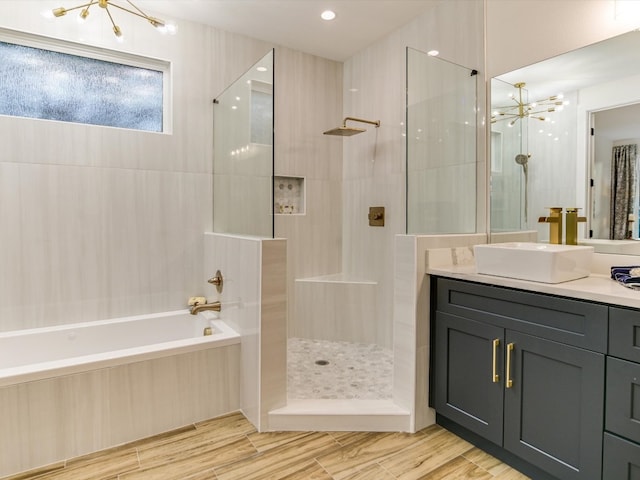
[489, 30, 640, 253]
[213, 50, 274, 237]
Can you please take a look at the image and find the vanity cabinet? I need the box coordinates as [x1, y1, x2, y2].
[433, 277, 607, 480]
[602, 308, 640, 479]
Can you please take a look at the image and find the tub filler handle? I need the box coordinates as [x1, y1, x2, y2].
[208, 270, 224, 293]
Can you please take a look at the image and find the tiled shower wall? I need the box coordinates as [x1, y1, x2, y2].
[273, 48, 344, 337]
[341, 0, 486, 350]
[203, 233, 287, 431]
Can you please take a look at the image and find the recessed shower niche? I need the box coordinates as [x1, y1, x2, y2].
[274, 176, 305, 215]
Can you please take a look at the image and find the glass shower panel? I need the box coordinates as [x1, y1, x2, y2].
[213, 50, 274, 237]
[489, 77, 528, 232]
[406, 47, 477, 234]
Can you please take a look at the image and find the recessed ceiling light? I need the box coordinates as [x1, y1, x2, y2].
[427, 50, 439, 57]
[321, 10, 336, 21]
[256, 66, 268, 72]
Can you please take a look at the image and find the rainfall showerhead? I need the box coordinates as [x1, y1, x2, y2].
[323, 116, 380, 136]
[323, 126, 367, 136]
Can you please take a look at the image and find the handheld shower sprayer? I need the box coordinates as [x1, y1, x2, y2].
[515, 154, 531, 223]
[515, 153, 528, 175]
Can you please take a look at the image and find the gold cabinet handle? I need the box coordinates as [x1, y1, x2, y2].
[492, 338, 500, 383]
[506, 342, 514, 388]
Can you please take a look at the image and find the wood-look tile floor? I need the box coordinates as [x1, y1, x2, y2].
[3, 412, 531, 480]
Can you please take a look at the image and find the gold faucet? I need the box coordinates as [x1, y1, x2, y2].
[565, 208, 586, 245]
[189, 301, 221, 315]
[538, 207, 563, 244]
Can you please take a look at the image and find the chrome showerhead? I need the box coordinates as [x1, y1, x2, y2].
[323, 116, 380, 136]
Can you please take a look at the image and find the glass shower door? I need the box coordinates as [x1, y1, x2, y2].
[213, 50, 274, 237]
[406, 47, 477, 234]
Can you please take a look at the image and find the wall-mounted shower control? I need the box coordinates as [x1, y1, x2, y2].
[368, 206, 385, 227]
[208, 270, 224, 293]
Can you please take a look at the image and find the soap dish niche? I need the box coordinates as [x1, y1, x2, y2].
[274, 176, 305, 215]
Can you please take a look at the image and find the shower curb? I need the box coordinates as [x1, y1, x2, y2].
[267, 399, 411, 432]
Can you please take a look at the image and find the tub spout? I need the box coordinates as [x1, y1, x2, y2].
[189, 301, 221, 315]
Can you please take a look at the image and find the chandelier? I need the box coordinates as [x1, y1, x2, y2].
[52, 0, 171, 39]
[491, 82, 569, 127]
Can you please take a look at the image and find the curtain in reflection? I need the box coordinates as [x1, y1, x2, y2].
[610, 144, 637, 239]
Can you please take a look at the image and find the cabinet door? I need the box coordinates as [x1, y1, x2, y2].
[603, 432, 640, 480]
[609, 307, 640, 363]
[606, 357, 640, 444]
[434, 312, 504, 445]
[504, 331, 605, 480]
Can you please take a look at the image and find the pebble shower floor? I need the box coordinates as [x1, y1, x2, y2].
[287, 337, 393, 399]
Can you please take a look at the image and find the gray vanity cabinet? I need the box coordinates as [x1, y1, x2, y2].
[603, 307, 640, 479]
[434, 312, 504, 445]
[433, 277, 607, 480]
[502, 330, 604, 480]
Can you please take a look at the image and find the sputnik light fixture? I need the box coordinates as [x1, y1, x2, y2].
[52, 0, 172, 39]
[491, 82, 569, 127]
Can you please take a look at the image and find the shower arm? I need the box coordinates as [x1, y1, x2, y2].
[342, 117, 381, 128]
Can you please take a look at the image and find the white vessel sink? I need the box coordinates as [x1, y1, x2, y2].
[474, 242, 594, 284]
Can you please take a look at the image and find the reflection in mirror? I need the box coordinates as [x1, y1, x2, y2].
[406, 47, 477, 234]
[592, 105, 640, 242]
[213, 50, 274, 238]
[489, 30, 640, 254]
[490, 78, 528, 232]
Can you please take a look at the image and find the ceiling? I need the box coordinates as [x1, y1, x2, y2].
[495, 30, 640, 101]
[133, 0, 438, 62]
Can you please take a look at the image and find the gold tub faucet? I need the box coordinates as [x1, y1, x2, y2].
[538, 207, 563, 244]
[190, 301, 221, 315]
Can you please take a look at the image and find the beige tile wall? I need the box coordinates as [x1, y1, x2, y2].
[0, 1, 274, 332]
[273, 47, 343, 336]
[342, 0, 486, 350]
[203, 234, 287, 432]
[393, 233, 487, 433]
[293, 276, 378, 343]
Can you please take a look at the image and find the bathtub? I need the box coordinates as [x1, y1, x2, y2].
[0, 309, 240, 387]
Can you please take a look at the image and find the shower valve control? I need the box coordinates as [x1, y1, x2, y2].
[368, 206, 385, 227]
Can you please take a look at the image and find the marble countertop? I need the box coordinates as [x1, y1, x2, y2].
[427, 264, 640, 310]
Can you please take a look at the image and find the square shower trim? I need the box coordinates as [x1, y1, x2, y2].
[274, 176, 305, 215]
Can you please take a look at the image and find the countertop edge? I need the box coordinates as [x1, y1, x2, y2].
[427, 265, 640, 310]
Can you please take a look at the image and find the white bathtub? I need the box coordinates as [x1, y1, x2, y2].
[0, 310, 240, 387]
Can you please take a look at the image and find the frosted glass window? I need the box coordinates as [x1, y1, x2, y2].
[0, 41, 163, 132]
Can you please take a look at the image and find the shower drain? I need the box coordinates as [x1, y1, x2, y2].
[315, 359, 330, 366]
